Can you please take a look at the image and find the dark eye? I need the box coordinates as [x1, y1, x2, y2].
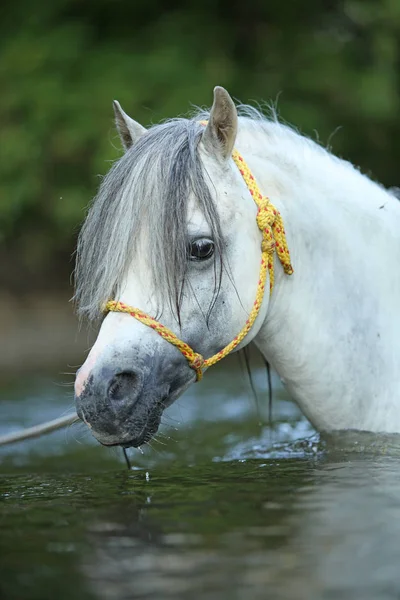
[188, 238, 215, 261]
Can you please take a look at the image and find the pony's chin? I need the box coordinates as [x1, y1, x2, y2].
[87, 405, 163, 449]
[91, 417, 161, 448]
[102, 384, 191, 448]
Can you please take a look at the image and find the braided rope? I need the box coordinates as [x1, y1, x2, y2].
[105, 143, 293, 381]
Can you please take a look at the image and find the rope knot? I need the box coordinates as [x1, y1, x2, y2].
[261, 238, 275, 254]
[256, 200, 276, 255]
[189, 353, 205, 381]
[256, 200, 275, 231]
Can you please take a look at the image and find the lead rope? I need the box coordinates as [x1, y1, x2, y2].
[105, 139, 293, 381]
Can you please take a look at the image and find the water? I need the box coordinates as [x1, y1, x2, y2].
[1, 355, 400, 600]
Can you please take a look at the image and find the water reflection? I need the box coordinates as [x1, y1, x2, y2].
[2, 362, 400, 599]
[80, 454, 400, 600]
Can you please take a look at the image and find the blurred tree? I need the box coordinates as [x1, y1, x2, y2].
[0, 0, 399, 289]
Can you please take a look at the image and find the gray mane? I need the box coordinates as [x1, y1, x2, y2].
[74, 112, 225, 322]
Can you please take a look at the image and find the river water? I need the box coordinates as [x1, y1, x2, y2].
[1, 353, 400, 600]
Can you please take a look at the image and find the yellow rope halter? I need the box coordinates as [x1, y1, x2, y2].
[105, 135, 293, 381]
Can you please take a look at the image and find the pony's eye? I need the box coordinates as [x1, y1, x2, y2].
[188, 238, 215, 261]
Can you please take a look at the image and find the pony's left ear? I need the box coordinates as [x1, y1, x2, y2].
[113, 100, 146, 151]
[202, 86, 238, 160]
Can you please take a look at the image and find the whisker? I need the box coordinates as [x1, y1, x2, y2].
[160, 422, 179, 433]
[152, 437, 167, 446]
[160, 414, 181, 425]
[59, 405, 77, 419]
[158, 429, 177, 441]
[145, 441, 160, 455]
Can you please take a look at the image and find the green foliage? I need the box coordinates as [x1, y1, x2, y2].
[1, 0, 400, 287]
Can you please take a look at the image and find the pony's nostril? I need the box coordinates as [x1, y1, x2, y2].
[107, 370, 138, 402]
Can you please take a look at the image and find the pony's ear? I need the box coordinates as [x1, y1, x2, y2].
[113, 100, 146, 150]
[202, 87, 238, 160]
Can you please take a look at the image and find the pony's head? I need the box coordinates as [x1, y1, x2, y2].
[74, 87, 279, 447]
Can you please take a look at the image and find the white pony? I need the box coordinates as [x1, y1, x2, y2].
[74, 86, 400, 448]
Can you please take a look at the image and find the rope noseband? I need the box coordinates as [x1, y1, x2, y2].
[105, 133, 293, 381]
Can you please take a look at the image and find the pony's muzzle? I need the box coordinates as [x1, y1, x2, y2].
[74, 365, 150, 446]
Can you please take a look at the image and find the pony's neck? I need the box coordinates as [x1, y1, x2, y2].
[238, 119, 400, 433]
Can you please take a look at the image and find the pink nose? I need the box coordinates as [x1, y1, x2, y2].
[75, 366, 89, 398]
[75, 348, 101, 397]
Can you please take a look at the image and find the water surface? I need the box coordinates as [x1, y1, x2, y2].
[1, 356, 400, 600]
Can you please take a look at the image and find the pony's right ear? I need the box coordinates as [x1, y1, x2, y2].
[113, 101, 146, 150]
[202, 87, 238, 160]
